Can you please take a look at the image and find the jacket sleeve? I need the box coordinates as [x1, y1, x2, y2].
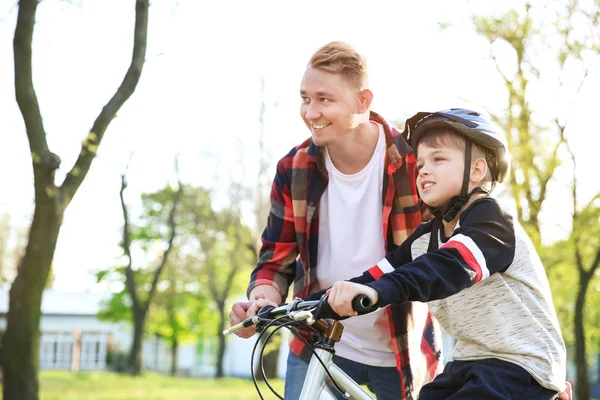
[247, 158, 298, 300]
[366, 198, 516, 307]
[301, 231, 417, 301]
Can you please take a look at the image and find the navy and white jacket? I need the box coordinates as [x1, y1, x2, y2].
[354, 197, 566, 391]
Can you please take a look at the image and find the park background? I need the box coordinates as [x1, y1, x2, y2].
[0, 0, 599, 399]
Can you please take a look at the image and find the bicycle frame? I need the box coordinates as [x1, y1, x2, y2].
[300, 347, 374, 400]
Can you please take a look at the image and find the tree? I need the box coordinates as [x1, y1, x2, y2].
[198, 183, 256, 378]
[119, 174, 182, 375]
[147, 261, 210, 376]
[3, 1, 148, 398]
[98, 184, 226, 376]
[564, 139, 600, 399]
[172, 183, 257, 378]
[473, 1, 600, 397]
[473, 1, 599, 245]
[98, 254, 208, 376]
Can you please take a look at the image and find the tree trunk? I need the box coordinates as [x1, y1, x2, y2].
[170, 340, 179, 376]
[4, 0, 149, 397]
[216, 307, 226, 378]
[128, 309, 145, 375]
[2, 196, 62, 400]
[574, 269, 592, 400]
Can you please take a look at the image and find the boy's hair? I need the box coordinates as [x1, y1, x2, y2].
[418, 129, 495, 189]
[309, 41, 368, 89]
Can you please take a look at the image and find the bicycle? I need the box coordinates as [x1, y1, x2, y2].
[224, 294, 375, 400]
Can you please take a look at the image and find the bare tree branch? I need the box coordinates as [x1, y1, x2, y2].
[120, 154, 141, 314]
[591, 244, 600, 273]
[61, 0, 149, 208]
[145, 157, 183, 312]
[582, 193, 600, 214]
[206, 258, 219, 300]
[14, 0, 50, 172]
[537, 138, 563, 206]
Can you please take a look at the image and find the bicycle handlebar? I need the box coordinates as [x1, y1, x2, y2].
[223, 293, 375, 336]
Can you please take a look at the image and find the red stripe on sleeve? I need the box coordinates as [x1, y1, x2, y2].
[368, 265, 385, 280]
[441, 241, 483, 283]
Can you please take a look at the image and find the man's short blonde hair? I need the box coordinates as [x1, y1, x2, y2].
[309, 41, 368, 89]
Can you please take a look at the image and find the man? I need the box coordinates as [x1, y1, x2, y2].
[229, 41, 441, 399]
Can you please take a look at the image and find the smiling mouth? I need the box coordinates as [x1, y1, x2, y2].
[422, 182, 436, 190]
[311, 123, 331, 130]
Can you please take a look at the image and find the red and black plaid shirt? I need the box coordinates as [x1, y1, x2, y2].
[248, 111, 441, 398]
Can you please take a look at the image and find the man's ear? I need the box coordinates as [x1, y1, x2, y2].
[470, 158, 488, 184]
[357, 89, 373, 113]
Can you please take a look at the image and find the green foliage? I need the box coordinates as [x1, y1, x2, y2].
[130, 184, 182, 253]
[97, 286, 132, 322]
[472, 1, 600, 245]
[97, 183, 256, 353]
[543, 238, 600, 356]
[473, 8, 533, 57]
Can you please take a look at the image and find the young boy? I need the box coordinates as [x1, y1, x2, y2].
[327, 108, 568, 399]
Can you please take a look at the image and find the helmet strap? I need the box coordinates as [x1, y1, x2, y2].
[439, 141, 472, 221]
[424, 141, 490, 222]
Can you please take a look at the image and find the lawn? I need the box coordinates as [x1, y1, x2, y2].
[5, 371, 284, 400]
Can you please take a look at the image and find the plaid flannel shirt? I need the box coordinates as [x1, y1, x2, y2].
[248, 111, 442, 398]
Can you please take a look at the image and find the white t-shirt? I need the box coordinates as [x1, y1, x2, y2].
[316, 122, 396, 367]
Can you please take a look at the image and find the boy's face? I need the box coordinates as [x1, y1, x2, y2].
[299, 66, 362, 147]
[416, 142, 465, 209]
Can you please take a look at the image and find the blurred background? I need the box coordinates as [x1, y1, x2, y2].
[0, 0, 599, 399]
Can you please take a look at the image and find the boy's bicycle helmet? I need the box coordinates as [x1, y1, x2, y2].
[402, 108, 510, 221]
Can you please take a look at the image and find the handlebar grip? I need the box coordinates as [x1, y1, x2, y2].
[351, 294, 373, 315]
[314, 294, 376, 320]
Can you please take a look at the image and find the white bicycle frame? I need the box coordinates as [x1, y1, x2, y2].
[299, 348, 374, 400]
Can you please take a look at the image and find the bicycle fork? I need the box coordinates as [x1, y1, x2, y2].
[299, 320, 374, 400]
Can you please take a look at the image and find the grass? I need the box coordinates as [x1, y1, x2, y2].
[5, 371, 285, 400]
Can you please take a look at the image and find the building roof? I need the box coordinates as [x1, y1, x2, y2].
[0, 289, 110, 316]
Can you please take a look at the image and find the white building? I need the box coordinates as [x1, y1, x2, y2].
[0, 289, 273, 377]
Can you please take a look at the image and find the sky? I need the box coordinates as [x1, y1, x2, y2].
[0, 0, 598, 293]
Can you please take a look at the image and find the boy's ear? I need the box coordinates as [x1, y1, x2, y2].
[470, 158, 488, 184]
[357, 89, 373, 113]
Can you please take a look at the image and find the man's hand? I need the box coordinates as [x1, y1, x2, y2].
[228, 286, 281, 339]
[229, 300, 257, 339]
[327, 281, 379, 317]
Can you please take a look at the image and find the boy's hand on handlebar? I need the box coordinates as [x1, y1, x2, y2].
[327, 281, 379, 317]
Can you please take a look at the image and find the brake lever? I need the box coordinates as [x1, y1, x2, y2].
[286, 297, 303, 313]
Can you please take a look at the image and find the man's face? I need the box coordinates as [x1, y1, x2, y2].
[416, 143, 465, 209]
[299, 66, 361, 147]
